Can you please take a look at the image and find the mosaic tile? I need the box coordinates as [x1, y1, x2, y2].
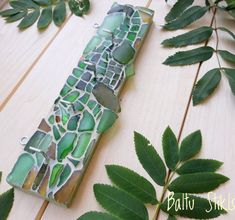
[7, 2, 154, 207]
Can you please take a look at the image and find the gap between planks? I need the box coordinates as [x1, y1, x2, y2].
[35, 0, 154, 219]
[0, 13, 73, 112]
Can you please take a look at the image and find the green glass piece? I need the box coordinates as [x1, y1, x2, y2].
[133, 11, 139, 17]
[38, 134, 52, 152]
[60, 85, 71, 97]
[73, 68, 83, 78]
[67, 115, 80, 131]
[78, 61, 86, 70]
[97, 109, 118, 133]
[132, 18, 141, 24]
[60, 106, 70, 125]
[58, 125, 66, 133]
[93, 104, 101, 116]
[78, 110, 95, 131]
[63, 91, 80, 103]
[79, 93, 90, 104]
[48, 115, 54, 125]
[131, 25, 140, 32]
[24, 131, 46, 153]
[32, 163, 48, 190]
[87, 100, 96, 110]
[96, 67, 106, 75]
[84, 36, 102, 54]
[113, 41, 135, 64]
[57, 133, 77, 161]
[73, 101, 84, 111]
[86, 83, 93, 93]
[57, 164, 71, 187]
[49, 164, 64, 188]
[92, 82, 120, 112]
[7, 153, 34, 187]
[99, 60, 107, 68]
[68, 158, 80, 167]
[36, 153, 44, 167]
[117, 31, 126, 38]
[67, 76, 78, 87]
[127, 32, 137, 41]
[138, 24, 148, 38]
[125, 63, 135, 78]
[53, 125, 61, 141]
[98, 13, 124, 37]
[72, 133, 91, 158]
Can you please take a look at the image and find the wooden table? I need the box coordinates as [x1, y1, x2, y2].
[0, 0, 235, 219]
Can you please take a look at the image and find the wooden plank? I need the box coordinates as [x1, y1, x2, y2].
[173, 9, 235, 220]
[33, 0, 213, 219]
[0, 4, 72, 109]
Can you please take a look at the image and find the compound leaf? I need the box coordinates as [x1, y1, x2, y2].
[177, 159, 223, 175]
[163, 46, 214, 66]
[192, 68, 221, 105]
[162, 26, 213, 47]
[134, 132, 166, 186]
[163, 6, 209, 30]
[94, 184, 148, 220]
[168, 172, 229, 193]
[162, 126, 179, 170]
[165, 0, 194, 22]
[179, 130, 202, 161]
[106, 165, 158, 205]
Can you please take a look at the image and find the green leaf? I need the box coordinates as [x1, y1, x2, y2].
[6, 11, 27, 22]
[177, 159, 223, 174]
[37, 6, 52, 29]
[33, 0, 51, 6]
[163, 6, 209, 30]
[162, 126, 179, 170]
[219, 50, 235, 63]
[105, 165, 157, 205]
[179, 130, 202, 161]
[0, 172, 2, 183]
[94, 184, 149, 220]
[223, 68, 235, 95]
[167, 215, 177, 220]
[161, 26, 213, 47]
[10, 0, 39, 9]
[78, 211, 119, 220]
[160, 193, 226, 219]
[0, 188, 14, 220]
[53, 0, 66, 26]
[0, 9, 22, 17]
[218, 27, 235, 40]
[168, 172, 229, 193]
[18, 9, 40, 29]
[192, 68, 221, 105]
[69, 0, 90, 17]
[165, 0, 194, 22]
[163, 46, 214, 66]
[134, 132, 166, 186]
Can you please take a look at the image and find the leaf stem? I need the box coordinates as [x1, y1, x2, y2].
[213, 9, 222, 69]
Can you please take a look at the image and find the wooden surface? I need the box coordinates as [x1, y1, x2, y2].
[0, 0, 234, 219]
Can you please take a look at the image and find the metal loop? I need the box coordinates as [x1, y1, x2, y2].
[93, 23, 100, 29]
[20, 136, 28, 146]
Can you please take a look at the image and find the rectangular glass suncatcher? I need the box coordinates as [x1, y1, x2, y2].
[7, 2, 154, 207]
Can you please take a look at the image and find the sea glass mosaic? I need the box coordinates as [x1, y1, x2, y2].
[7, 2, 154, 207]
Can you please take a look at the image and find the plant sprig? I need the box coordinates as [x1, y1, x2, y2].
[0, 172, 14, 220]
[162, 0, 235, 106]
[0, 0, 90, 30]
[78, 127, 229, 220]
